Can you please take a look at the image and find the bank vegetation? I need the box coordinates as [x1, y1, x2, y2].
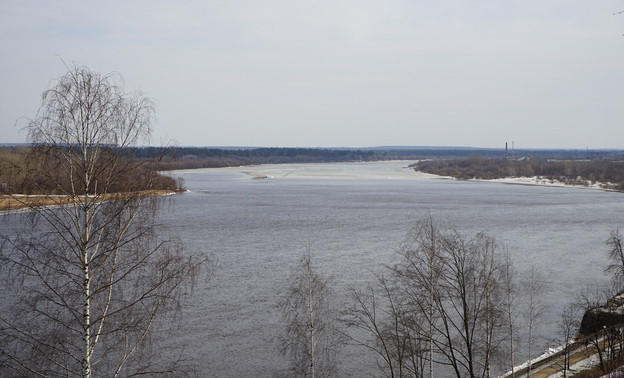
[413, 157, 624, 190]
[0, 146, 183, 211]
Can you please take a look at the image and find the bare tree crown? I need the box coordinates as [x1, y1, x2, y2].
[0, 65, 201, 378]
[29, 65, 153, 149]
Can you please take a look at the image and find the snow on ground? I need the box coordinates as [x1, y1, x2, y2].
[476, 176, 615, 191]
[549, 353, 601, 378]
[501, 345, 564, 377]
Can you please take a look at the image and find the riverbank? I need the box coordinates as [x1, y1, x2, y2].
[501, 329, 623, 377]
[0, 190, 177, 213]
[412, 157, 624, 192]
[473, 176, 617, 191]
[411, 169, 619, 192]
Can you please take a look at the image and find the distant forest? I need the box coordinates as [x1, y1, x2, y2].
[136, 147, 382, 169]
[128, 146, 624, 170]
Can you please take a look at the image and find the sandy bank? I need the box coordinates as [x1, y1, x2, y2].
[0, 190, 176, 214]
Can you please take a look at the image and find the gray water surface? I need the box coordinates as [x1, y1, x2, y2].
[155, 162, 624, 376]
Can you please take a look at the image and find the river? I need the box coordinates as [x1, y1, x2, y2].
[151, 161, 624, 376]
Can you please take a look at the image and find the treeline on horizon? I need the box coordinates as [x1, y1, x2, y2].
[131, 145, 624, 170]
[3, 144, 624, 164]
[139, 147, 382, 169]
[415, 156, 624, 190]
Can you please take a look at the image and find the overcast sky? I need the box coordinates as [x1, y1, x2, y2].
[1, 1, 623, 148]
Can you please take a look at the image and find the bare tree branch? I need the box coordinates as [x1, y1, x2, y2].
[0, 64, 204, 377]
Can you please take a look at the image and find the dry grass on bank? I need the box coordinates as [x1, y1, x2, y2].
[0, 190, 176, 212]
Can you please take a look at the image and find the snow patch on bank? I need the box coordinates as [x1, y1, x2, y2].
[501, 345, 564, 377]
[471, 176, 618, 191]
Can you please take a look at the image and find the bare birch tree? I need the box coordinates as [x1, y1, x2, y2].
[350, 217, 515, 378]
[344, 285, 397, 377]
[394, 215, 443, 378]
[502, 250, 519, 378]
[523, 265, 546, 377]
[559, 305, 579, 378]
[344, 274, 427, 378]
[281, 253, 340, 377]
[0, 65, 202, 377]
[607, 230, 624, 287]
[574, 286, 618, 375]
[425, 229, 509, 378]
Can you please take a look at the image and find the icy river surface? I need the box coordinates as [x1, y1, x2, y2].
[154, 161, 624, 376]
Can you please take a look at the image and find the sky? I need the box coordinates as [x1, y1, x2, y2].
[1, 1, 623, 149]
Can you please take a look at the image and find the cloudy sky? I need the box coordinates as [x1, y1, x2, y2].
[1, 1, 623, 148]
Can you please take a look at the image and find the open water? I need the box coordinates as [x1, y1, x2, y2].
[4, 161, 623, 376]
[155, 161, 624, 376]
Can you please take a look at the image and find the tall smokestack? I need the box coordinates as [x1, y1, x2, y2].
[505, 142, 508, 159]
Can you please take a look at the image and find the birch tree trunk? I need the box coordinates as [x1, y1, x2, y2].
[0, 64, 202, 377]
[381, 217, 514, 378]
[281, 252, 340, 377]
